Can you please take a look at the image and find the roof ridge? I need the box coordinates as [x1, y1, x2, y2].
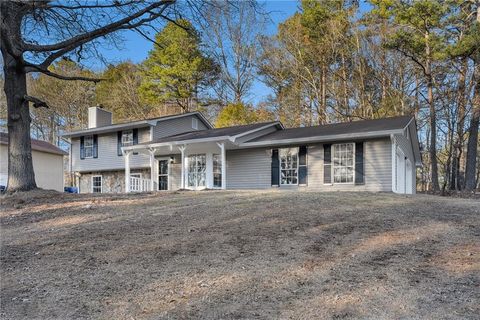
[280, 115, 413, 131]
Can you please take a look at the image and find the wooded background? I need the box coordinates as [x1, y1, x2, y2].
[1, 0, 478, 192]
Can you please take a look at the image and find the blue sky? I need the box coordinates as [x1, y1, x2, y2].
[94, 1, 371, 105]
[96, 1, 300, 104]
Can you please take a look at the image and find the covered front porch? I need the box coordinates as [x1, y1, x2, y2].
[122, 140, 231, 192]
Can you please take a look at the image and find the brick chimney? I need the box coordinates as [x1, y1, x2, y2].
[88, 105, 112, 128]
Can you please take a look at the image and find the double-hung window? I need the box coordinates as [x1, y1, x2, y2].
[333, 143, 354, 184]
[280, 148, 298, 185]
[213, 154, 222, 188]
[84, 135, 94, 158]
[92, 175, 102, 193]
[121, 130, 134, 147]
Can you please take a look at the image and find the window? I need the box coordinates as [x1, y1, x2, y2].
[187, 154, 206, 188]
[280, 148, 298, 185]
[84, 135, 94, 158]
[121, 130, 134, 147]
[130, 173, 141, 179]
[213, 154, 222, 188]
[92, 175, 102, 193]
[333, 143, 354, 184]
[192, 118, 198, 130]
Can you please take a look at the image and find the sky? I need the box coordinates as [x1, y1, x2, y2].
[95, 1, 301, 105]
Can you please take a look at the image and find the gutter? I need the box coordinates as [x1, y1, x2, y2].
[122, 136, 231, 151]
[239, 129, 404, 148]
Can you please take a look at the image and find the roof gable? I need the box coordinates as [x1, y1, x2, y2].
[0, 133, 67, 156]
[62, 112, 213, 138]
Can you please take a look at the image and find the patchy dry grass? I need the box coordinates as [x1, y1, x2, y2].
[1, 190, 479, 319]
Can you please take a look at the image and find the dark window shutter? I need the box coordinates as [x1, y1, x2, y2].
[324, 144, 332, 184]
[117, 131, 122, 156]
[299, 146, 308, 185]
[271, 149, 279, 186]
[93, 135, 98, 158]
[133, 129, 138, 155]
[355, 142, 364, 184]
[80, 136, 85, 160]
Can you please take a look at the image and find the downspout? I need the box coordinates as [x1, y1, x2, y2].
[391, 134, 396, 193]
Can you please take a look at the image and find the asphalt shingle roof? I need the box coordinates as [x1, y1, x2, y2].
[140, 122, 278, 145]
[0, 132, 68, 155]
[247, 116, 412, 142]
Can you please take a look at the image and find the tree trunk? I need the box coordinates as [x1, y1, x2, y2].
[2, 53, 37, 191]
[450, 58, 467, 190]
[1, 1, 37, 192]
[425, 33, 440, 191]
[464, 6, 480, 191]
[465, 67, 479, 190]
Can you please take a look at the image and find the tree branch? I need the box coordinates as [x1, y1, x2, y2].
[23, 95, 49, 108]
[25, 63, 104, 83]
[23, 0, 175, 53]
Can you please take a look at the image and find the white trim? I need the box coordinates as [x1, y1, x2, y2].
[62, 112, 213, 138]
[185, 153, 207, 190]
[124, 150, 131, 192]
[240, 130, 404, 148]
[178, 146, 186, 189]
[157, 157, 170, 191]
[91, 175, 102, 193]
[230, 122, 284, 142]
[331, 142, 355, 185]
[279, 147, 299, 186]
[122, 136, 230, 151]
[391, 135, 397, 193]
[83, 135, 94, 159]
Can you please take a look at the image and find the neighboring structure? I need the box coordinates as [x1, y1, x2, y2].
[0, 132, 67, 192]
[63, 107, 421, 194]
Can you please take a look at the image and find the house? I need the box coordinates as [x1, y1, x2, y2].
[0, 132, 67, 192]
[62, 107, 421, 194]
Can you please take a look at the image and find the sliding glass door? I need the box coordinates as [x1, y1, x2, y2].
[187, 154, 206, 189]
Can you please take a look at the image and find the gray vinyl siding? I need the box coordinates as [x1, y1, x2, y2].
[307, 139, 392, 191]
[152, 115, 208, 139]
[71, 127, 151, 172]
[226, 148, 272, 189]
[169, 155, 182, 190]
[225, 139, 392, 191]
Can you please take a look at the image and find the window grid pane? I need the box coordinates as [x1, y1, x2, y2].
[84, 135, 94, 158]
[122, 130, 133, 147]
[280, 148, 298, 185]
[213, 154, 222, 188]
[92, 176, 102, 193]
[333, 143, 354, 184]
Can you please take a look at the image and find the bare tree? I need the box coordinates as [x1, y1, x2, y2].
[202, 1, 263, 104]
[0, 0, 198, 192]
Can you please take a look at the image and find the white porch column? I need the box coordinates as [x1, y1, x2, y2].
[217, 142, 226, 190]
[179, 146, 186, 189]
[149, 148, 156, 191]
[124, 150, 131, 193]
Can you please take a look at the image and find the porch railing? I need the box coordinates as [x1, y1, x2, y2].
[129, 176, 151, 192]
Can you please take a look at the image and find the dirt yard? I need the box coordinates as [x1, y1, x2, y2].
[1, 190, 479, 319]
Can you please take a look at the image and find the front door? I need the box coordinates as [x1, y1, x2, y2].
[158, 160, 169, 191]
[187, 154, 206, 189]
